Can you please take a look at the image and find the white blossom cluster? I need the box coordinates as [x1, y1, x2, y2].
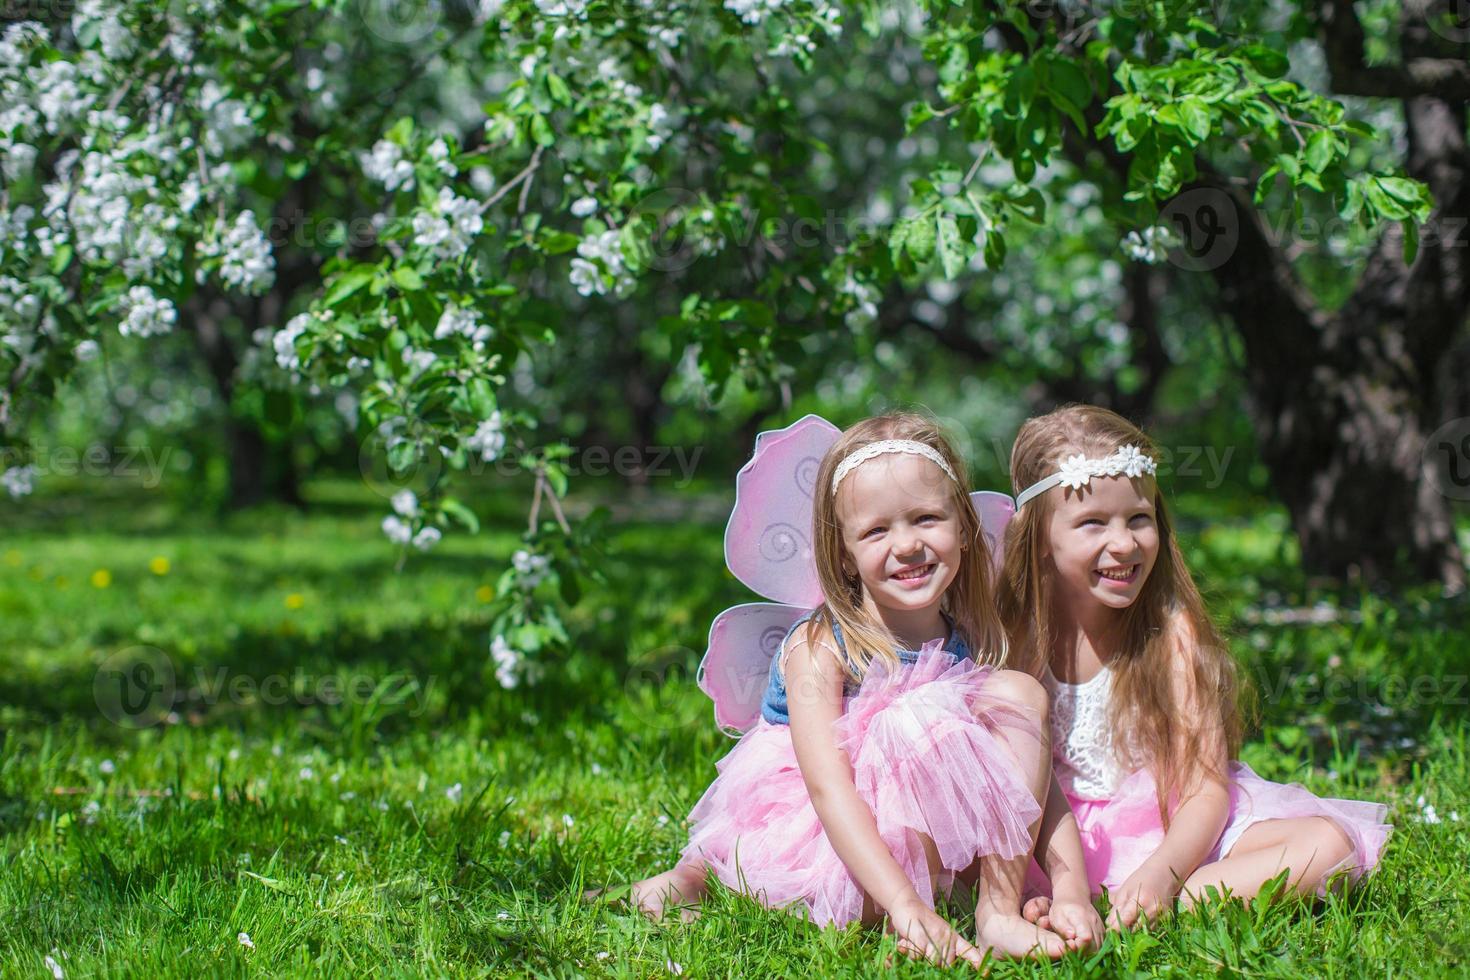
[412, 187, 483, 260]
[569, 229, 635, 298]
[491, 634, 544, 688]
[837, 273, 879, 330]
[1, 462, 36, 498]
[196, 210, 276, 295]
[118, 286, 177, 338]
[1121, 224, 1178, 264]
[197, 80, 254, 154]
[434, 305, 493, 350]
[381, 490, 442, 550]
[361, 140, 416, 192]
[466, 411, 505, 461]
[273, 313, 312, 371]
[724, 0, 843, 58]
[512, 549, 551, 587]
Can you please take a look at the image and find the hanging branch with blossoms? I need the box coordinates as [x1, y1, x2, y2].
[0, 0, 1443, 684]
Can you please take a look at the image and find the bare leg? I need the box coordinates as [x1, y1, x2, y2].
[1181, 816, 1355, 905]
[625, 861, 709, 923]
[968, 670, 1067, 960]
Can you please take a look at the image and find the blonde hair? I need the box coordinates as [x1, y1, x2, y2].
[997, 404, 1246, 824]
[804, 411, 1005, 680]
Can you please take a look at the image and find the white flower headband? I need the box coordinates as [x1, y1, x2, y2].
[830, 439, 959, 496]
[1014, 444, 1157, 508]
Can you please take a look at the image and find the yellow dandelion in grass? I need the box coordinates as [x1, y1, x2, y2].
[475, 584, 494, 603]
[55, 575, 69, 588]
[285, 593, 305, 609]
[91, 569, 111, 588]
[149, 556, 170, 575]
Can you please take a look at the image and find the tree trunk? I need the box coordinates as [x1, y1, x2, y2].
[185, 291, 304, 510]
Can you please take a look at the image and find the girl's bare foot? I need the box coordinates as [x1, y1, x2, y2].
[1021, 895, 1052, 929]
[627, 864, 708, 923]
[975, 910, 1068, 960]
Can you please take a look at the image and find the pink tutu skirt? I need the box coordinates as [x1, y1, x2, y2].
[1064, 762, 1391, 898]
[678, 649, 1044, 929]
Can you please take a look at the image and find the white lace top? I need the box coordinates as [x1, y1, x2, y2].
[1044, 664, 1125, 800]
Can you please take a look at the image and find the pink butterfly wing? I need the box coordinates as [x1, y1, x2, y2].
[723, 414, 840, 609]
[970, 490, 1016, 570]
[697, 602, 806, 734]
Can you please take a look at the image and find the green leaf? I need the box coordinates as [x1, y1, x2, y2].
[1044, 59, 1091, 113]
[324, 266, 376, 306]
[983, 229, 1007, 269]
[546, 72, 571, 105]
[1006, 186, 1046, 223]
[1304, 130, 1334, 173]
[905, 215, 936, 263]
[387, 116, 415, 145]
[530, 114, 554, 147]
[935, 214, 964, 279]
[888, 217, 911, 264]
[50, 242, 74, 275]
[440, 497, 480, 534]
[1178, 97, 1212, 144]
[1240, 44, 1288, 78]
[392, 266, 424, 292]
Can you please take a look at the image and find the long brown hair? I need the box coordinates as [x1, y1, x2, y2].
[804, 411, 1005, 681]
[997, 404, 1245, 822]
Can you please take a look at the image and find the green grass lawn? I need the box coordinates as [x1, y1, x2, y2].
[1, 476, 1468, 976]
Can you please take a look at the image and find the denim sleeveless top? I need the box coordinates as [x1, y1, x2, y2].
[759, 611, 972, 725]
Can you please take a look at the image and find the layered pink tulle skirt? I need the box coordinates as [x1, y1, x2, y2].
[678, 649, 1044, 928]
[1064, 763, 1391, 898]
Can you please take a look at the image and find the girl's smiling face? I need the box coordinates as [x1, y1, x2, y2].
[1045, 472, 1160, 613]
[836, 453, 963, 617]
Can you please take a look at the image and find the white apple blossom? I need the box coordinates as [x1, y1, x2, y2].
[2, 463, 36, 498]
[118, 286, 176, 338]
[427, 137, 456, 177]
[491, 634, 524, 688]
[512, 549, 551, 587]
[434, 305, 493, 349]
[569, 229, 635, 297]
[361, 139, 415, 192]
[570, 196, 597, 218]
[382, 515, 412, 544]
[198, 211, 276, 295]
[412, 187, 483, 260]
[466, 411, 505, 461]
[392, 489, 419, 517]
[273, 313, 311, 371]
[412, 526, 441, 550]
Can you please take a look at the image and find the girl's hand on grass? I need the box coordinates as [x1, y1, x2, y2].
[888, 896, 987, 969]
[1105, 861, 1179, 930]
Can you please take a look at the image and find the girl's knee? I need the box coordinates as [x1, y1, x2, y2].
[1304, 817, 1354, 866]
[989, 669, 1050, 719]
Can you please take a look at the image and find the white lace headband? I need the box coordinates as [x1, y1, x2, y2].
[1014, 445, 1158, 508]
[830, 440, 959, 496]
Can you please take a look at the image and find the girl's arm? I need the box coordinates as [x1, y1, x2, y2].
[784, 631, 984, 966]
[1108, 618, 1231, 928]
